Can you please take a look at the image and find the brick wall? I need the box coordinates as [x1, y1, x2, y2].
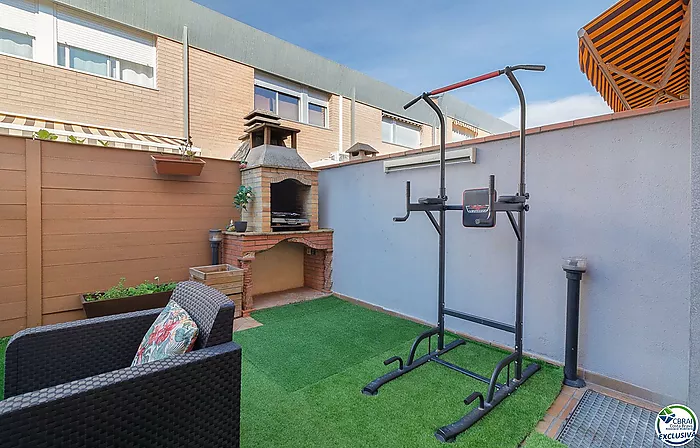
[222, 229, 333, 311]
[304, 248, 330, 291]
[0, 38, 184, 138]
[354, 101, 427, 155]
[0, 33, 440, 162]
[279, 94, 340, 162]
[189, 47, 254, 158]
[240, 166, 319, 233]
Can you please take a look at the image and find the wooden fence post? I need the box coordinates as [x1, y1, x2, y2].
[25, 139, 42, 327]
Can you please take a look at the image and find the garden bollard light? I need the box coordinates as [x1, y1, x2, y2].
[562, 257, 586, 388]
[209, 229, 223, 265]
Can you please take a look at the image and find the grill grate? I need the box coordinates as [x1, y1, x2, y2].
[557, 390, 700, 448]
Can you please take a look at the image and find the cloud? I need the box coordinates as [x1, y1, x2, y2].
[499, 94, 613, 128]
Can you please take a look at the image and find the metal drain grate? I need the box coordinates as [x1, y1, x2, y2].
[556, 390, 700, 448]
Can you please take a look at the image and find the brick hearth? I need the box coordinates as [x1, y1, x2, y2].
[222, 229, 333, 312]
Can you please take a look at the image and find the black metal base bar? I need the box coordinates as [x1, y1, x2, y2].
[431, 357, 501, 388]
[434, 362, 541, 443]
[443, 308, 516, 334]
[362, 338, 464, 396]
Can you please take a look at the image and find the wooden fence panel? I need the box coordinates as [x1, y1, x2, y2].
[0, 137, 27, 336]
[0, 135, 241, 334]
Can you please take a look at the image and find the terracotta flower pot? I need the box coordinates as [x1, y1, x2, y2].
[151, 154, 206, 176]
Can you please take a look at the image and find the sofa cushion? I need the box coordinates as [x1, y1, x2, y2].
[132, 300, 199, 366]
[170, 281, 235, 350]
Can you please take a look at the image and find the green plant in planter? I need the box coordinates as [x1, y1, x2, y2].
[178, 138, 198, 161]
[98, 140, 110, 147]
[33, 129, 58, 141]
[84, 277, 177, 302]
[234, 185, 253, 211]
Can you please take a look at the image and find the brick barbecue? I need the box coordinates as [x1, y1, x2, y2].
[223, 111, 333, 312]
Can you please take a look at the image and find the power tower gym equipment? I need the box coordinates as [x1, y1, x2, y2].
[361, 65, 546, 443]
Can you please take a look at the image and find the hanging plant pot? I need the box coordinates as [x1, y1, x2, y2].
[151, 154, 206, 176]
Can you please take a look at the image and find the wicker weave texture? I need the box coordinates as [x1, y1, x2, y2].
[1, 281, 240, 447]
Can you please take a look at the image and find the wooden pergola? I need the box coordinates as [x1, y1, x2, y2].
[578, 0, 690, 112]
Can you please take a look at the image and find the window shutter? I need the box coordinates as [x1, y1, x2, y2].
[0, 0, 37, 36]
[56, 5, 154, 67]
[394, 120, 420, 148]
[381, 116, 393, 143]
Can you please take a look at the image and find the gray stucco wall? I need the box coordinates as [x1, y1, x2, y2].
[320, 108, 690, 404]
[689, 0, 699, 410]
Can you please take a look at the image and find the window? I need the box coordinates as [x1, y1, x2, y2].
[255, 85, 277, 113]
[452, 122, 477, 142]
[67, 46, 109, 76]
[120, 60, 154, 86]
[382, 115, 421, 148]
[0, 0, 37, 60]
[57, 43, 154, 87]
[55, 6, 155, 88]
[255, 85, 301, 121]
[452, 127, 471, 142]
[0, 27, 32, 59]
[278, 92, 300, 121]
[254, 72, 329, 127]
[308, 103, 326, 127]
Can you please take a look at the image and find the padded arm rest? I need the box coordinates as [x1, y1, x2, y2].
[4, 308, 162, 398]
[0, 341, 242, 448]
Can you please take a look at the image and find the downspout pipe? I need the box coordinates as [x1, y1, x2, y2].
[351, 87, 356, 145]
[183, 26, 190, 144]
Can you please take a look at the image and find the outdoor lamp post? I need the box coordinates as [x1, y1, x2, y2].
[562, 256, 586, 388]
[209, 229, 223, 266]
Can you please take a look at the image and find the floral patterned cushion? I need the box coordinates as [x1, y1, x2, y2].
[132, 300, 199, 366]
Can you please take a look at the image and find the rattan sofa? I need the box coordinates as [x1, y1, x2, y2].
[0, 281, 241, 447]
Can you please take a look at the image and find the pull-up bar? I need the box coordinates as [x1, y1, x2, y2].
[403, 65, 545, 110]
[362, 64, 546, 443]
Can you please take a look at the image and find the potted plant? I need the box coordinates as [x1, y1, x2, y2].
[80, 277, 177, 318]
[151, 139, 206, 176]
[231, 185, 253, 232]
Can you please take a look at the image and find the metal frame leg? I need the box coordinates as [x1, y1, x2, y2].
[435, 362, 540, 443]
[362, 333, 464, 396]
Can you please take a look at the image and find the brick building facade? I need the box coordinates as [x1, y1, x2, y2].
[0, 0, 511, 164]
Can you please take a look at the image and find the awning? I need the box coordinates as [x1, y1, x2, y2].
[0, 112, 197, 153]
[578, 0, 690, 112]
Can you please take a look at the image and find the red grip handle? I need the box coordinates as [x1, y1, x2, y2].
[428, 70, 501, 96]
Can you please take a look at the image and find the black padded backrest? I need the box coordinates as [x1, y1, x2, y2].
[170, 281, 234, 350]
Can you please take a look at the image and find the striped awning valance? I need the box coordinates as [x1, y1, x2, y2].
[0, 112, 196, 153]
[578, 0, 690, 112]
[451, 119, 480, 136]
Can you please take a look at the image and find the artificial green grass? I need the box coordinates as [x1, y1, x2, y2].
[235, 296, 563, 447]
[523, 432, 567, 448]
[0, 336, 9, 400]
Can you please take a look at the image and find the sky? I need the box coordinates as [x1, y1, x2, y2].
[194, 0, 618, 128]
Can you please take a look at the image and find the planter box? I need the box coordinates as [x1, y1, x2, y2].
[81, 290, 173, 318]
[189, 264, 243, 318]
[151, 154, 206, 176]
